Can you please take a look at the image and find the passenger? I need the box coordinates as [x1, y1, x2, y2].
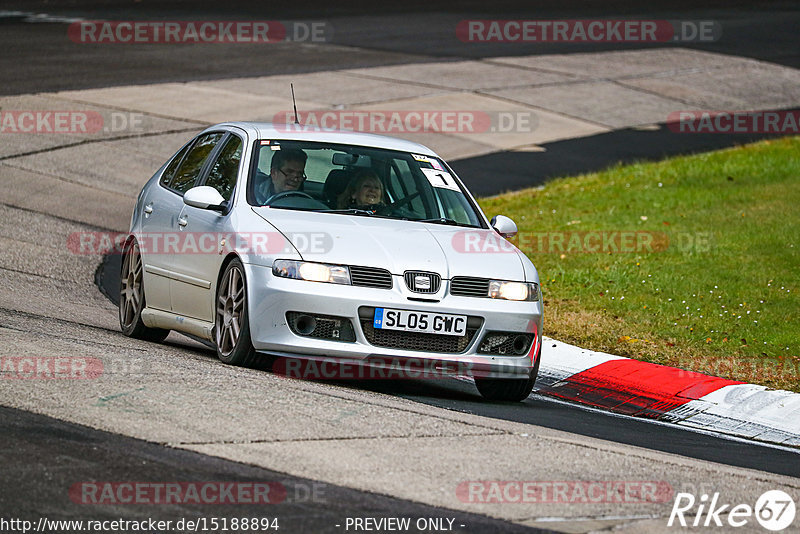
[337, 170, 386, 211]
[255, 148, 308, 203]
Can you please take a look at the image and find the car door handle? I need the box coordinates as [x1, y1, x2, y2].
[178, 216, 188, 227]
[144, 204, 153, 214]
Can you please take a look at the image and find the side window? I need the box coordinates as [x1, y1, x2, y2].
[170, 132, 225, 194]
[437, 189, 481, 226]
[160, 142, 192, 188]
[205, 135, 243, 201]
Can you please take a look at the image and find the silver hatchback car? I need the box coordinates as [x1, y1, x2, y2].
[120, 122, 542, 401]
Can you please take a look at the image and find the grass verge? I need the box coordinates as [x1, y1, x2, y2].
[478, 136, 800, 392]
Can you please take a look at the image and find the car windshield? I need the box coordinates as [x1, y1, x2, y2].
[247, 140, 485, 228]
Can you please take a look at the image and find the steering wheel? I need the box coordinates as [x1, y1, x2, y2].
[264, 190, 316, 205]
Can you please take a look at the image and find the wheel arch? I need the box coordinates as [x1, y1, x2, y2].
[121, 233, 137, 251]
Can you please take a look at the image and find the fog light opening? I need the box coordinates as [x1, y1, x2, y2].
[513, 335, 528, 354]
[295, 315, 317, 335]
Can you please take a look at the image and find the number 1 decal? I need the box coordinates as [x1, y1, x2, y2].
[421, 168, 460, 192]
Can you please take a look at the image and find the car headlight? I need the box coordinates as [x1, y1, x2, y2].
[272, 260, 351, 285]
[488, 280, 539, 301]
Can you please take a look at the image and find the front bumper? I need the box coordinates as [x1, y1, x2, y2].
[243, 263, 543, 379]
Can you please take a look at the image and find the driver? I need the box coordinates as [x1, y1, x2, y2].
[255, 148, 308, 203]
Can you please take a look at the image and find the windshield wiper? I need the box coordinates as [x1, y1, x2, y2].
[415, 217, 472, 227]
[262, 205, 320, 212]
[322, 209, 377, 216]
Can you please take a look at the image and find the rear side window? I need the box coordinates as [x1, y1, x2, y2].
[204, 134, 243, 201]
[160, 142, 192, 188]
[168, 132, 225, 194]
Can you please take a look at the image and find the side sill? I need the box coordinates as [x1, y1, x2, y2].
[141, 307, 214, 341]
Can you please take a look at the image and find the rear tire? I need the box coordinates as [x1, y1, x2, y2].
[215, 258, 257, 366]
[119, 239, 170, 342]
[475, 344, 541, 402]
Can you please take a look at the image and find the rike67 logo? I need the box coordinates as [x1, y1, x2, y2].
[668, 490, 795, 531]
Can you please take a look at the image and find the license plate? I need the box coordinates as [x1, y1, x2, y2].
[373, 308, 467, 336]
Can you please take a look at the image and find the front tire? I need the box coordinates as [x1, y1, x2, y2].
[475, 344, 541, 402]
[215, 258, 257, 366]
[119, 239, 170, 342]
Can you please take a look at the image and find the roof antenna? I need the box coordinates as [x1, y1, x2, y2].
[291, 83, 300, 125]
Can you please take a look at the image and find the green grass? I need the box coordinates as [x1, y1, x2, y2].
[478, 137, 800, 391]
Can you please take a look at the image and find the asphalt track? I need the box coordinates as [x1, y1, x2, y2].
[0, 406, 547, 533]
[450, 122, 800, 196]
[2, 1, 799, 194]
[2, 0, 799, 97]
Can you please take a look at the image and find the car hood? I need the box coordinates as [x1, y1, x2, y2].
[252, 208, 526, 280]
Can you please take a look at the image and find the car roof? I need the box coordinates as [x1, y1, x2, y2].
[211, 122, 439, 157]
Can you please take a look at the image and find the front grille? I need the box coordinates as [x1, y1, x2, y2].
[349, 266, 392, 289]
[478, 332, 533, 355]
[286, 312, 356, 342]
[404, 271, 441, 293]
[360, 320, 478, 353]
[450, 276, 490, 297]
